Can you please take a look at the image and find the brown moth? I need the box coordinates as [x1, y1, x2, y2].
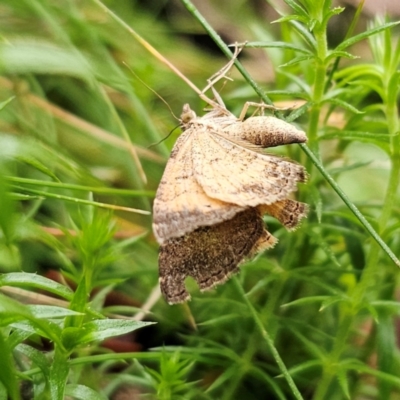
[153, 103, 308, 304]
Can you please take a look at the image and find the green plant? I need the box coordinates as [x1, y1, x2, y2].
[0, 0, 400, 399]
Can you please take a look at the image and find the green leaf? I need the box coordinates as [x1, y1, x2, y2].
[282, 0, 308, 17]
[27, 305, 82, 319]
[203, 365, 239, 393]
[280, 54, 314, 67]
[15, 343, 51, 378]
[285, 360, 322, 376]
[288, 328, 327, 360]
[11, 185, 150, 215]
[82, 319, 155, 343]
[11, 320, 63, 343]
[337, 368, 351, 399]
[371, 300, 400, 311]
[49, 348, 70, 400]
[0, 294, 63, 345]
[7, 329, 32, 350]
[323, 6, 345, 21]
[365, 304, 379, 323]
[286, 101, 312, 122]
[289, 19, 317, 49]
[0, 332, 20, 400]
[334, 63, 382, 83]
[320, 296, 346, 311]
[319, 130, 392, 144]
[0, 292, 35, 326]
[344, 362, 400, 387]
[319, 130, 393, 154]
[63, 320, 155, 348]
[16, 156, 60, 182]
[0, 168, 16, 242]
[6, 177, 154, 198]
[0, 40, 94, 83]
[282, 296, 333, 308]
[376, 314, 397, 398]
[274, 15, 308, 25]
[65, 384, 107, 400]
[336, 21, 400, 52]
[0, 272, 73, 300]
[321, 98, 363, 114]
[265, 90, 311, 100]
[310, 185, 323, 223]
[0, 383, 7, 399]
[0, 96, 15, 111]
[308, 227, 342, 268]
[326, 50, 358, 62]
[245, 41, 313, 55]
[277, 69, 313, 94]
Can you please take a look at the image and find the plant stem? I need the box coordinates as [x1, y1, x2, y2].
[313, 32, 400, 398]
[49, 346, 70, 400]
[300, 144, 400, 268]
[313, 153, 400, 398]
[233, 277, 304, 400]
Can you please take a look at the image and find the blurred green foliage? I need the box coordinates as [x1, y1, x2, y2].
[0, 0, 400, 399]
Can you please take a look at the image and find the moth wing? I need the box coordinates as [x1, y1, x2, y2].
[192, 130, 306, 207]
[152, 129, 244, 244]
[258, 199, 309, 230]
[159, 208, 277, 304]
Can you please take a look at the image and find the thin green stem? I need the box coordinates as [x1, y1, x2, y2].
[306, 12, 328, 155]
[49, 346, 70, 400]
[313, 179, 396, 399]
[180, 0, 273, 105]
[233, 277, 304, 400]
[314, 31, 400, 397]
[312, 313, 353, 400]
[180, 4, 400, 399]
[11, 185, 150, 215]
[7, 176, 154, 197]
[351, 132, 400, 312]
[300, 144, 400, 268]
[221, 336, 258, 400]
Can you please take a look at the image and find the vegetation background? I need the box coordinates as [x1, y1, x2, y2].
[0, 0, 400, 399]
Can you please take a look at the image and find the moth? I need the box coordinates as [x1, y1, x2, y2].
[153, 103, 308, 304]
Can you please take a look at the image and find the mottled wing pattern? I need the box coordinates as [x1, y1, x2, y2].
[153, 127, 244, 244]
[258, 199, 309, 230]
[159, 207, 277, 304]
[191, 129, 307, 207]
[155, 103, 309, 304]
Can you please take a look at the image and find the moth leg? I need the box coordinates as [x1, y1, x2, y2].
[239, 102, 296, 120]
[201, 43, 244, 95]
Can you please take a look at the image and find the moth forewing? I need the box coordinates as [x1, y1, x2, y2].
[191, 131, 306, 207]
[152, 129, 245, 244]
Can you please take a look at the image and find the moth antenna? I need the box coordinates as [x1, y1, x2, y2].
[147, 124, 181, 148]
[123, 62, 180, 121]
